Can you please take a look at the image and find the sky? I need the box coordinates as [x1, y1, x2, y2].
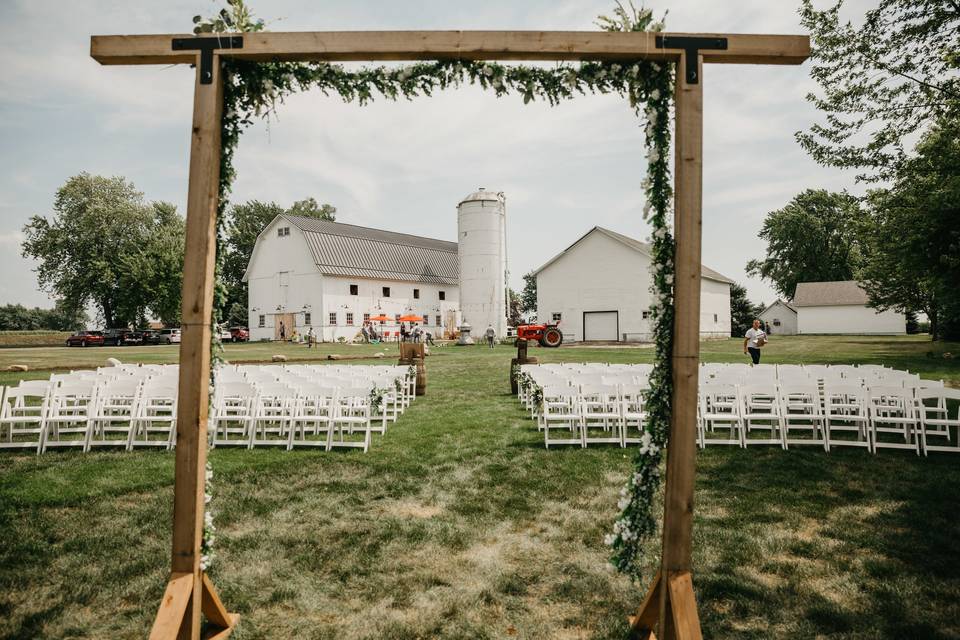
[0, 0, 873, 311]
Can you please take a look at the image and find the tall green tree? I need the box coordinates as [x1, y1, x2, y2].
[507, 289, 523, 327]
[798, 0, 960, 182]
[221, 198, 336, 316]
[117, 202, 186, 326]
[520, 271, 537, 316]
[746, 189, 862, 300]
[729, 282, 762, 338]
[22, 173, 155, 327]
[856, 118, 960, 340]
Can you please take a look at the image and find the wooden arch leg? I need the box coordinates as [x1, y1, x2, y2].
[628, 572, 702, 640]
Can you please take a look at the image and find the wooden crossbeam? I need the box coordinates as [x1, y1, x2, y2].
[90, 31, 809, 66]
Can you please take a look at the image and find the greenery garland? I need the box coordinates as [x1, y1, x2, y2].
[195, 0, 674, 581]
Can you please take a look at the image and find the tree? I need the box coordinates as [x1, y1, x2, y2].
[22, 173, 155, 328]
[117, 202, 186, 326]
[745, 189, 862, 300]
[798, 0, 960, 183]
[520, 271, 537, 316]
[729, 282, 762, 338]
[856, 117, 960, 340]
[221, 198, 336, 317]
[507, 289, 523, 326]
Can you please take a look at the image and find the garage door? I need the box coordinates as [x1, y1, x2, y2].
[583, 311, 619, 341]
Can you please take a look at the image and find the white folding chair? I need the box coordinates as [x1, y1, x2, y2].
[740, 384, 785, 447]
[209, 382, 256, 447]
[580, 384, 623, 447]
[823, 385, 871, 451]
[41, 381, 97, 452]
[0, 382, 50, 452]
[917, 387, 960, 454]
[288, 384, 337, 449]
[620, 384, 649, 447]
[329, 387, 373, 452]
[129, 383, 178, 450]
[868, 386, 919, 455]
[698, 384, 743, 447]
[780, 383, 826, 450]
[248, 383, 296, 448]
[541, 385, 582, 448]
[86, 378, 141, 451]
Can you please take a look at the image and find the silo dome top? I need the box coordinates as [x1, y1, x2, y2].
[458, 187, 503, 206]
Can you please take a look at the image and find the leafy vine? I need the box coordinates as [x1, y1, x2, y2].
[196, 0, 675, 581]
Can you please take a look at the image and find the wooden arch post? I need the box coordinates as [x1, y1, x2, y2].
[90, 29, 808, 640]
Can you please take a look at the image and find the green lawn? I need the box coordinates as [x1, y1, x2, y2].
[1, 336, 958, 639]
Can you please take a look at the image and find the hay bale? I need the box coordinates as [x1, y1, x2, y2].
[271, 354, 287, 362]
[327, 354, 342, 360]
[8, 364, 28, 372]
[106, 357, 122, 367]
[375, 352, 385, 358]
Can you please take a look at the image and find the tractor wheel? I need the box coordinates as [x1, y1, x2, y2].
[542, 327, 563, 348]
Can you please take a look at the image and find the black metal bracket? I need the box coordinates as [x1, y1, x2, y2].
[654, 36, 727, 84]
[172, 35, 243, 84]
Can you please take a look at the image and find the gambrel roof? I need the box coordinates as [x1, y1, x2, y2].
[532, 226, 734, 284]
[245, 215, 459, 285]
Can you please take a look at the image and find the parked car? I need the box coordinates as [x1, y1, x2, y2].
[65, 330, 105, 347]
[102, 328, 142, 346]
[229, 326, 249, 342]
[217, 325, 232, 343]
[121, 330, 144, 346]
[141, 330, 161, 345]
[157, 328, 182, 345]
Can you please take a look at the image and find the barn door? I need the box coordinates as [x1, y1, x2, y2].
[583, 311, 619, 341]
[274, 313, 295, 340]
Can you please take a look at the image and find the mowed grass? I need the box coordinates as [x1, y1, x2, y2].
[0, 335, 958, 639]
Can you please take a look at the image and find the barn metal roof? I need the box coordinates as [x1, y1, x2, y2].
[284, 215, 459, 285]
[792, 280, 869, 307]
[531, 226, 735, 285]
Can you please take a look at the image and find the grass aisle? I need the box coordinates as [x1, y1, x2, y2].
[0, 337, 958, 638]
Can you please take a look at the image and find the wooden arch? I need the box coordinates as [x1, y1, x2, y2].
[90, 29, 809, 640]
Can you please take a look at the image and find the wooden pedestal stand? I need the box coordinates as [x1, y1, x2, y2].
[90, 29, 807, 640]
[399, 342, 427, 395]
[510, 339, 538, 395]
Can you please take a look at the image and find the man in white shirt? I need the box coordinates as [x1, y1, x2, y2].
[743, 318, 767, 365]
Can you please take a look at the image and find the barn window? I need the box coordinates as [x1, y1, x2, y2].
[439, 291, 446, 301]
[435, 315, 442, 327]
[329, 312, 337, 325]
[773, 318, 781, 326]
[382, 286, 391, 297]
[413, 288, 420, 299]
[304, 312, 312, 325]
[258, 315, 265, 328]
[350, 284, 358, 295]
[642, 310, 651, 320]
[346, 312, 354, 325]
[552, 312, 562, 322]
[363, 313, 370, 323]
[277, 227, 290, 237]
[713, 314, 718, 322]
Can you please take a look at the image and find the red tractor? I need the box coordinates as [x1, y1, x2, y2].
[516, 322, 563, 348]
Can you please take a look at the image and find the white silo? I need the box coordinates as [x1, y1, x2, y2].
[457, 187, 508, 339]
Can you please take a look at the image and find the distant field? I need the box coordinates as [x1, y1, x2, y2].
[1, 336, 958, 638]
[0, 330, 71, 348]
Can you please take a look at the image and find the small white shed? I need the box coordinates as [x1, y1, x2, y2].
[794, 280, 905, 335]
[759, 299, 797, 335]
[534, 226, 732, 342]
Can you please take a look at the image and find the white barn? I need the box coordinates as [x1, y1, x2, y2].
[794, 280, 905, 335]
[243, 215, 461, 342]
[759, 299, 798, 335]
[534, 226, 733, 342]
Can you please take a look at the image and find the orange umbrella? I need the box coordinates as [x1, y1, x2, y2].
[369, 314, 390, 322]
[398, 314, 424, 322]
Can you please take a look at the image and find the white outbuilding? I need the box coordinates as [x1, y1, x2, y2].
[758, 299, 798, 335]
[793, 280, 905, 335]
[243, 215, 461, 342]
[533, 226, 733, 342]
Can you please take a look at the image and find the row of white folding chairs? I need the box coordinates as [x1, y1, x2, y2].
[0, 376, 178, 453]
[538, 383, 652, 449]
[699, 382, 960, 454]
[209, 380, 383, 452]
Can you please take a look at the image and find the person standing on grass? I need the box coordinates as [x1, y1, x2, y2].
[485, 324, 496, 349]
[279, 321, 286, 342]
[743, 318, 767, 365]
[307, 327, 314, 349]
